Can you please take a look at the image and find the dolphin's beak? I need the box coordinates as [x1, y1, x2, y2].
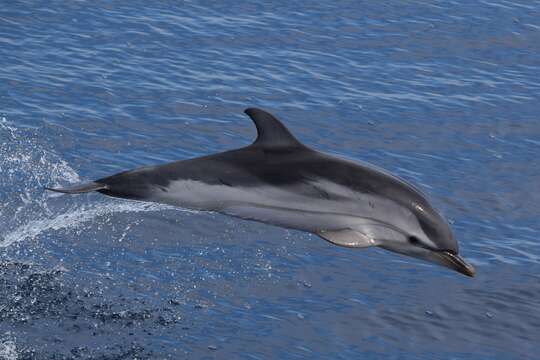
[379, 244, 476, 277]
[434, 251, 476, 277]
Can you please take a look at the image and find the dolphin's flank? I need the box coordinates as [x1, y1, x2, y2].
[47, 108, 475, 277]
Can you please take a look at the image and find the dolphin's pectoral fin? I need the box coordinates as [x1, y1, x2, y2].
[317, 229, 377, 248]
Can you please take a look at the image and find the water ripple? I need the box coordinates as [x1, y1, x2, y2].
[1, 0, 540, 358]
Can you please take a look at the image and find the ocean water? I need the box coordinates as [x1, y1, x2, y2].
[1, 1, 540, 359]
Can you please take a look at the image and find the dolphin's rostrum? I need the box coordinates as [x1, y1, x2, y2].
[47, 108, 475, 277]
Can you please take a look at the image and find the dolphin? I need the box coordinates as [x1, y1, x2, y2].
[46, 108, 475, 277]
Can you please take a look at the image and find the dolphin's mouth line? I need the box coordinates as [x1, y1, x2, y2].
[436, 251, 476, 277]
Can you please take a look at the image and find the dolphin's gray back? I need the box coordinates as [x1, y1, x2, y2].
[99, 145, 422, 202]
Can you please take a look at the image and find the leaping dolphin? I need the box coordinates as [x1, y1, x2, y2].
[47, 108, 475, 277]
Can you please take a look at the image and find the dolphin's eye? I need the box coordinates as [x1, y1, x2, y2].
[408, 236, 421, 245]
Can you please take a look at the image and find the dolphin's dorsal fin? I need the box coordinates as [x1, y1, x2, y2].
[244, 108, 304, 148]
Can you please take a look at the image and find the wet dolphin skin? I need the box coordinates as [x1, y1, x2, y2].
[47, 108, 475, 277]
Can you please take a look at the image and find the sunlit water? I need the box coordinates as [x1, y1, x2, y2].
[1, 1, 540, 359]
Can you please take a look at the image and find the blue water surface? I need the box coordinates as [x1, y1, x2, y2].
[1, 1, 540, 359]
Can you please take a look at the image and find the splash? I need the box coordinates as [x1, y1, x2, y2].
[0, 117, 80, 225]
[0, 118, 189, 248]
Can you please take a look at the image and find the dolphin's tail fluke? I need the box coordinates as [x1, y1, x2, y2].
[45, 182, 108, 194]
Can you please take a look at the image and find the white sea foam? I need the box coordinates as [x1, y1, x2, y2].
[0, 334, 18, 360]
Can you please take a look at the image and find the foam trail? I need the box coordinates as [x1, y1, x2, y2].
[0, 200, 191, 248]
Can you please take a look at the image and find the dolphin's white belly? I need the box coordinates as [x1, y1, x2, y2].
[149, 179, 420, 236]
